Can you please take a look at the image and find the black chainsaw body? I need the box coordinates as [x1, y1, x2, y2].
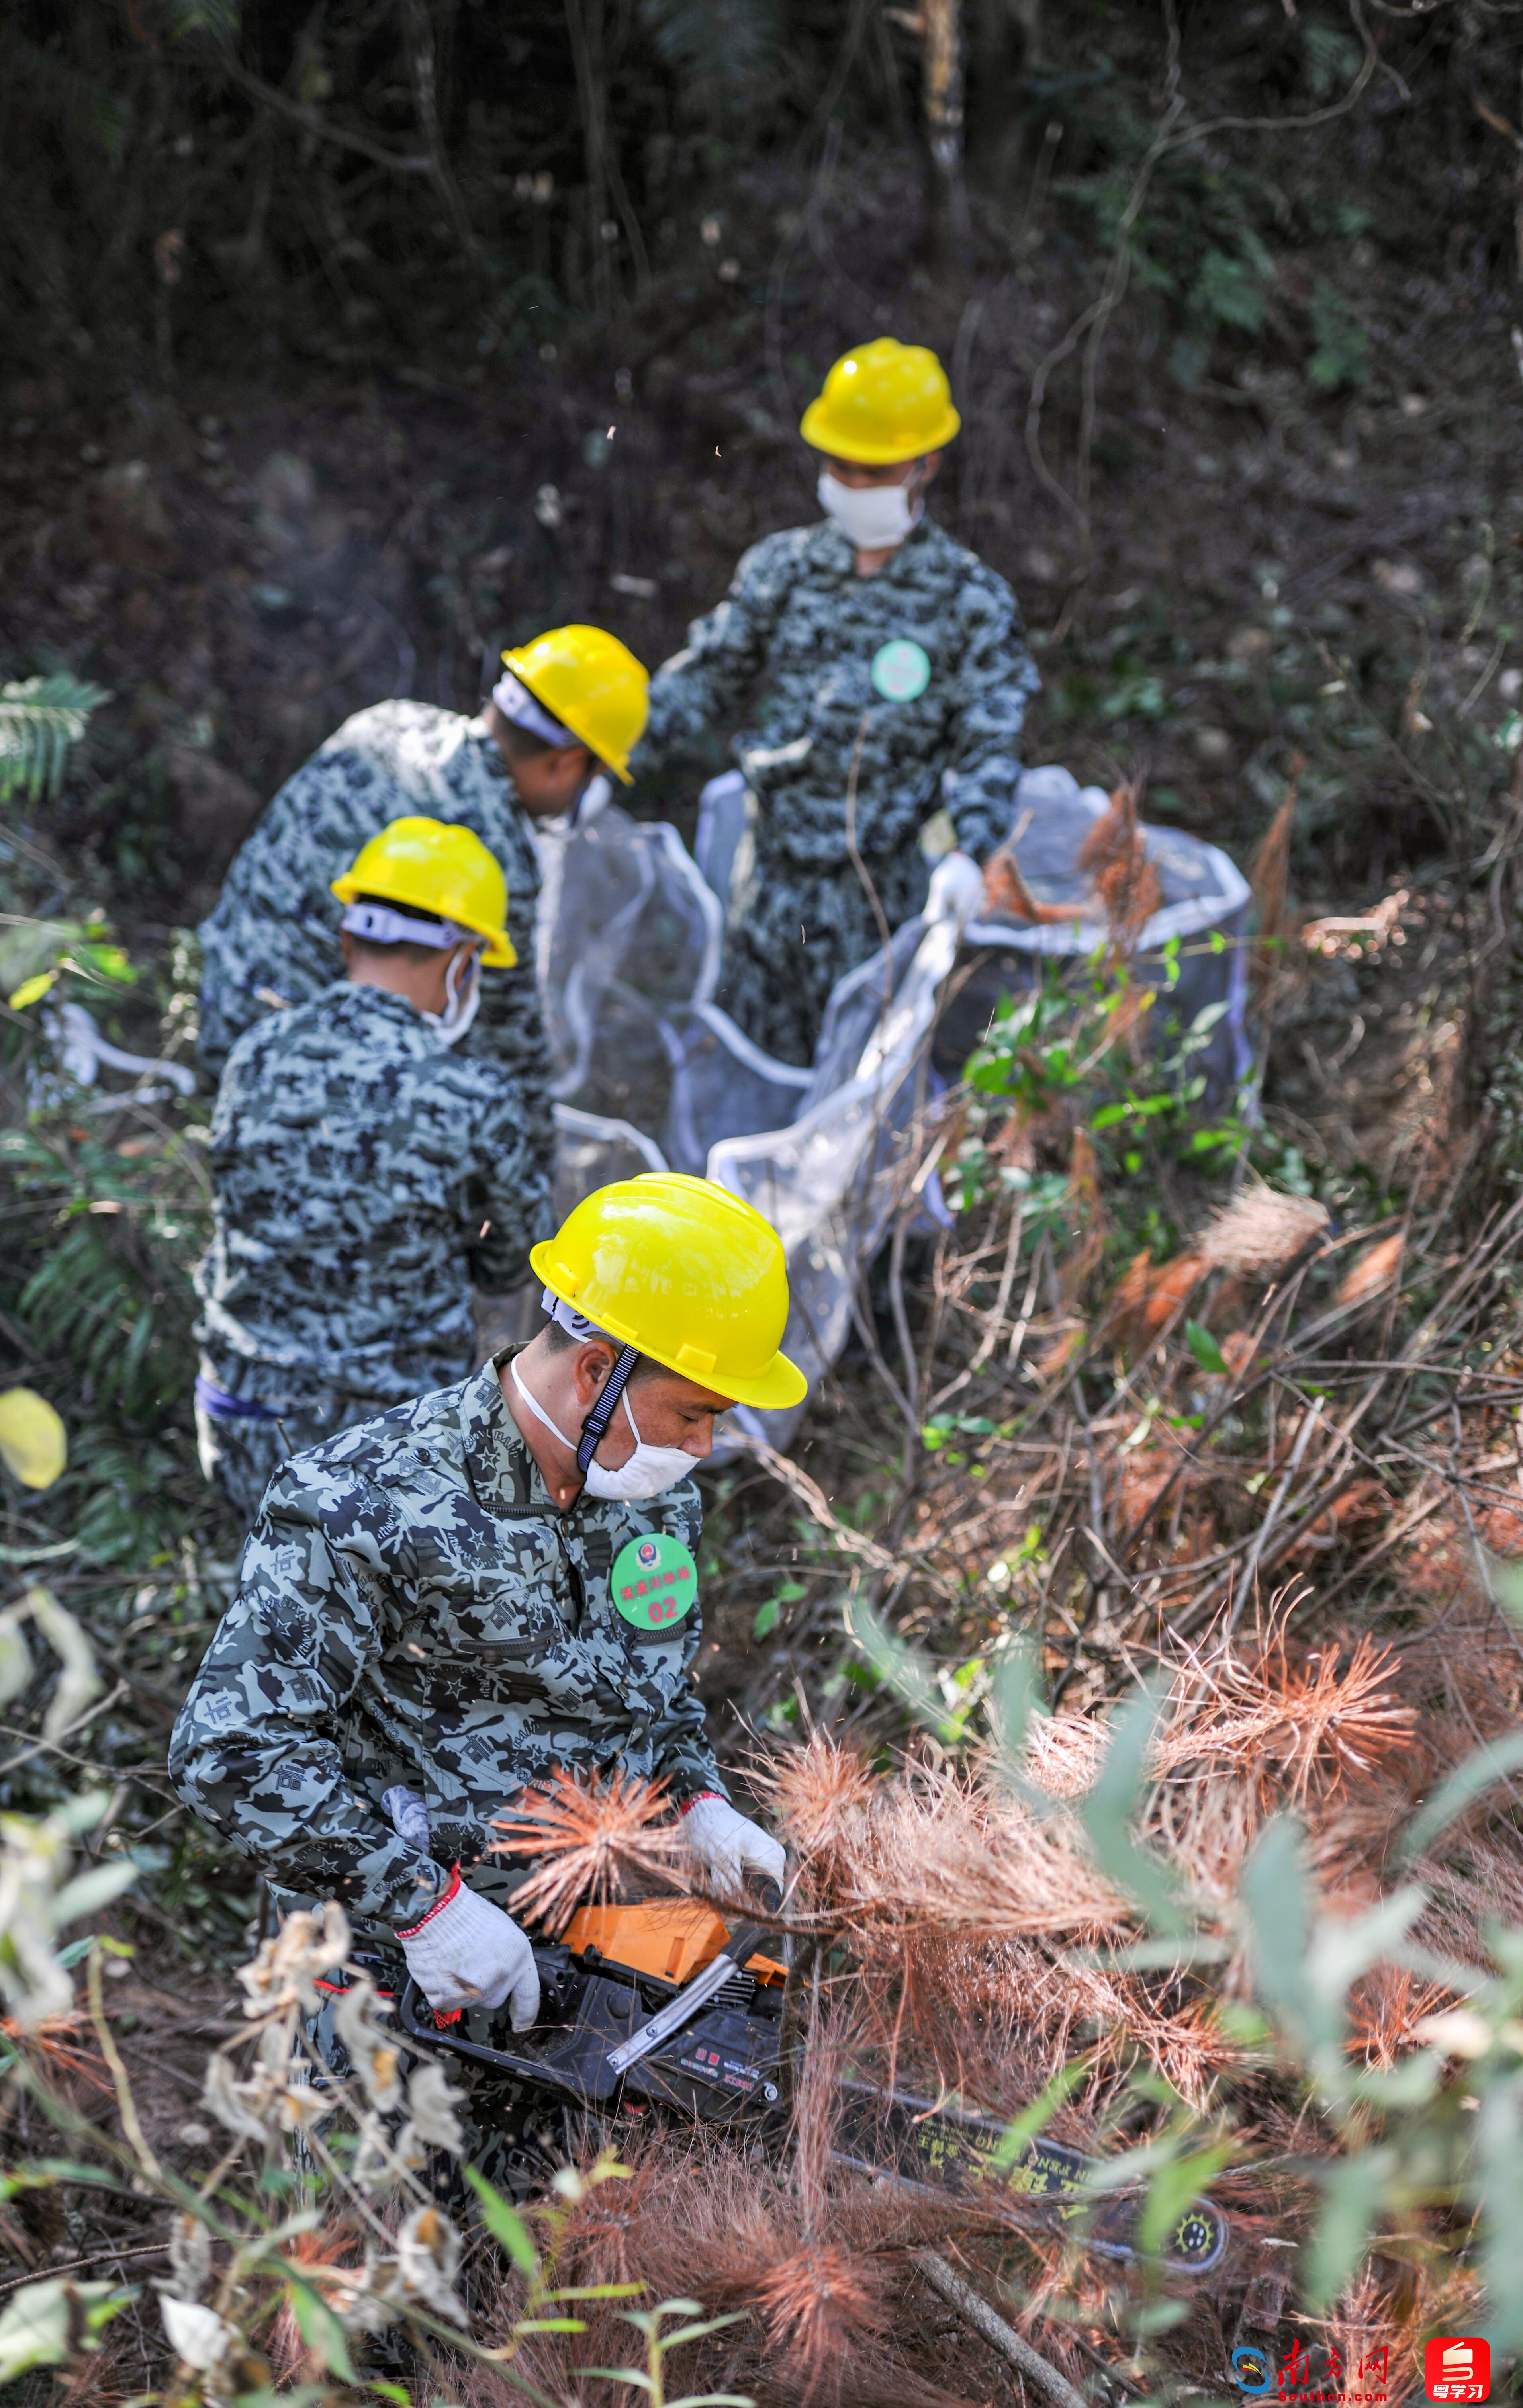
[397, 1936, 784, 2127]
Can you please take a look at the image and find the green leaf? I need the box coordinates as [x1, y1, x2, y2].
[1194, 246, 1268, 332]
[1079, 1682, 1188, 1935]
[1307, 1884, 1426, 2001]
[991, 2060, 1085, 2170]
[1476, 2072, 1523, 2349]
[368, 2385, 412, 2404]
[0, 677, 110, 804]
[52, 1861, 139, 1925]
[0, 2278, 131, 2382]
[286, 2277, 354, 2381]
[842, 1597, 965, 1745]
[986, 1636, 1043, 1771]
[1398, 1731, 1523, 1861]
[657, 2313, 746, 2350]
[0, 2160, 122, 2198]
[1240, 1815, 1339, 2064]
[1184, 1321, 1227, 1374]
[1139, 2140, 1235, 2264]
[550, 2284, 646, 2301]
[752, 1597, 780, 1640]
[1085, 1934, 1232, 1970]
[465, 2164, 540, 2276]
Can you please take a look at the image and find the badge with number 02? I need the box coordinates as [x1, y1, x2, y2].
[611, 1531, 698, 1630]
[871, 638, 931, 701]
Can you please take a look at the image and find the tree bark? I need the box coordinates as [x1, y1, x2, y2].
[924, 0, 972, 264]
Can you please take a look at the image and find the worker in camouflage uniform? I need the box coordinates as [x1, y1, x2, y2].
[632, 338, 1039, 1066]
[196, 625, 650, 1190]
[171, 1174, 804, 2029]
[194, 816, 551, 1523]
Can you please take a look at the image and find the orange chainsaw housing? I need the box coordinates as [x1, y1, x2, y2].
[560, 1897, 787, 1989]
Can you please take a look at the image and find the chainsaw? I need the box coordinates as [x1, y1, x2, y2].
[390, 1890, 1227, 2279]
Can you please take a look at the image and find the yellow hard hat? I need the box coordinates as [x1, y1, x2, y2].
[532, 1172, 807, 1411]
[500, 624, 649, 786]
[799, 337, 961, 465]
[331, 816, 517, 967]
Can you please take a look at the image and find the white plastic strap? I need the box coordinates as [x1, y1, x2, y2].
[492, 670, 577, 749]
[341, 902, 472, 950]
[541, 1286, 617, 1345]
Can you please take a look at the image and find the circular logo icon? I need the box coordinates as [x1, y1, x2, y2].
[871, 637, 931, 702]
[1170, 2205, 1225, 2271]
[1230, 2345, 1273, 2395]
[611, 1531, 699, 1632]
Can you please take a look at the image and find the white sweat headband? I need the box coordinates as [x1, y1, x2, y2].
[492, 670, 578, 749]
[340, 902, 477, 950]
[541, 1286, 617, 1345]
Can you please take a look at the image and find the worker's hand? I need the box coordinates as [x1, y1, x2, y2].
[928, 847, 986, 926]
[680, 1792, 786, 1895]
[396, 1870, 540, 2029]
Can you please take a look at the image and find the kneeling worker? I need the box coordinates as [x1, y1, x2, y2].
[196, 624, 650, 1196]
[171, 1173, 803, 2027]
[194, 815, 551, 1523]
[633, 338, 1039, 1066]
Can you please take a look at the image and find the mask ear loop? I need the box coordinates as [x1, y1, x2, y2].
[576, 1343, 640, 1475]
[444, 944, 482, 1020]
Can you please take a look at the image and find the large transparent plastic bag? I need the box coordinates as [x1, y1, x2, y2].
[534, 800, 721, 1128]
[535, 768, 1250, 1441]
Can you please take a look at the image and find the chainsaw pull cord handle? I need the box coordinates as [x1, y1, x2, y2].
[721, 1876, 782, 1975]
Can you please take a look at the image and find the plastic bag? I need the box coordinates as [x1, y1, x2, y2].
[537, 768, 1251, 1437]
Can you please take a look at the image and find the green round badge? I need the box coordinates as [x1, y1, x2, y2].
[611, 1531, 698, 1631]
[871, 638, 931, 702]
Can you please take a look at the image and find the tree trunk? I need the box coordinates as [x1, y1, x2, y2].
[923, 0, 972, 265]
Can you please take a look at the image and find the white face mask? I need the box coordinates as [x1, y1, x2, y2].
[818, 469, 921, 553]
[509, 1357, 693, 1501]
[422, 946, 482, 1048]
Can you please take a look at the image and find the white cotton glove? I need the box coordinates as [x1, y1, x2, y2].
[397, 1871, 541, 2029]
[680, 1793, 786, 1895]
[928, 846, 986, 928]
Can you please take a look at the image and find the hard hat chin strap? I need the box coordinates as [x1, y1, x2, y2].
[540, 1288, 642, 1475]
[575, 1342, 639, 1474]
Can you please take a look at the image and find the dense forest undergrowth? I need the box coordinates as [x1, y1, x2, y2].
[6, 0, 1523, 2400]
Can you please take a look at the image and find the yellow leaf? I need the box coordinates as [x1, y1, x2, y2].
[0, 1391, 67, 1489]
[7, 971, 55, 1011]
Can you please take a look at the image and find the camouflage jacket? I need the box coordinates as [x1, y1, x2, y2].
[194, 982, 551, 1416]
[196, 702, 552, 1191]
[634, 515, 1039, 869]
[168, 1351, 724, 1935]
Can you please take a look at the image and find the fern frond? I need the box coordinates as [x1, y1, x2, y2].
[0, 677, 110, 805]
[17, 1216, 192, 1423]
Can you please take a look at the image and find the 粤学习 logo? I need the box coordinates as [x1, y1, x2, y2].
[1424, 2338, 1490, 2404]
